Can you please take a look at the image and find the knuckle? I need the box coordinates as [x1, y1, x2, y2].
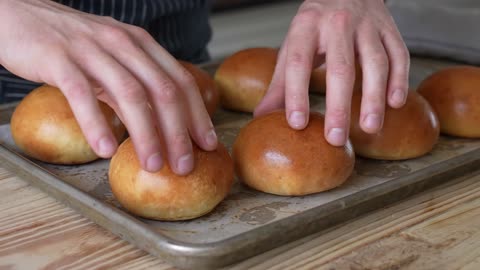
[118, 80, 146, 103]
[100, 16, 119, 24]
[327, 108, 349, 122]
[62, 80, 90, 100]
[179, 68, 197, 89]
[292, 9, 317, 26]
[101, 26, 131, 43]
[130, 26, 153, 42]
[330, 10, 352, 28]
[288, 51, 308, 69]
[171, 133, 190, 148]
[369, 53, 389, 68]
[154, 80, 178, 104]
[135, 132, 159, 147]
[330, 62, 355, 79]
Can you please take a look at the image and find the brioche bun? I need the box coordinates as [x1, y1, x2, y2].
[108, 138, 234, 220]
[180, 61, 219, 117]
[349, 90, 440, 160]
[214, 47, 329, 112]
[417, 66, 480, 138]
[11, 85, 125, 164]
[233, 110, 355, 196]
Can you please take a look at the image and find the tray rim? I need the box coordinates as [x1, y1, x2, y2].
[1, 139, 479, 269]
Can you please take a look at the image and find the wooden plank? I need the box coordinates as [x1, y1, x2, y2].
[2, 168, 480, 269]
[0, 168, 165, 270]
[229, 170, 480, 270]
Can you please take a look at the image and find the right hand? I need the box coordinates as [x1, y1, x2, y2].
[255, 0, 409, 146]
[0, 0, 218, 175]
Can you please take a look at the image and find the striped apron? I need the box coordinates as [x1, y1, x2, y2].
[0, 0, 211, 103]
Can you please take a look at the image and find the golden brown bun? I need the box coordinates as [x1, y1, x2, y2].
[109, 138, 234, 221]
[10, 85, 126, 165]
[417, 66, 480, 138]
[179, 61, 219, 117]
[214, 47, 330, 112]
[350, 90, 440, 160]
[215, 48, 277, 112]
[309, 63, 363, 94]
[233, 111, 355, 196]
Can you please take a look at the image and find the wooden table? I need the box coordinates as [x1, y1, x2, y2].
[1, 160, 480, 269]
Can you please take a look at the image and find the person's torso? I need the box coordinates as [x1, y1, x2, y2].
[54, 0, 212, 62]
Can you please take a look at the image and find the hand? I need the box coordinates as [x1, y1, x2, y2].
[255, 0, 410, 146]
[0, 0, 217, 175]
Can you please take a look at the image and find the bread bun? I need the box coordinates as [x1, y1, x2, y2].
[350, 90, 439, 160]
[233, 110, 355, 196]
[11, 85, 125, 164]
[109, 138, 234, 220]
[214, 48, 276, 112]
[214, 47, 329, 112]
[180, 61, 219, 117]
[417, 66, 480, 138]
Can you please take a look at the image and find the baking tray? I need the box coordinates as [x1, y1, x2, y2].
[1, 60, 479, 269]
[1, 97, 480, 269]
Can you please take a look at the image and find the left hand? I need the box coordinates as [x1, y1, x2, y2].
[255, 0, 410, 146]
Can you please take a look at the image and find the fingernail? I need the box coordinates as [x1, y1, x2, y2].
[391, 89, 406, 105]
[205, 129, 218, 147]
[98, 137, 115, 157]
[177, 154, 194, 175]
[364, 113, 382, 131]
[327, 128, 346, 146]
[146, 152, 163, 172]
[289, 111, 306, 129]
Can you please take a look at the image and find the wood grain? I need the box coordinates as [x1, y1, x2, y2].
[0, 168, 163, 270]
[1, 166, 480, 269]
[230, 170, 480, 270]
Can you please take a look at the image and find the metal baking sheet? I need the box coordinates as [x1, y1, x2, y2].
[0, 57, 478, 269]
[1, 91, 480, 269]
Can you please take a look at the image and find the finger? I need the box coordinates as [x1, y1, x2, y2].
[49, 55, 117, 158]
[284, 12, 319, 130]
[254, 44, 287, 117]
[382, 29, 410, 108]
[127, 27, 217, 152]
[104, 30, 195, 175]
[356, 27, 389, 134]
[152, 88, 194, 176]
[73, 42, 165, 173]
[96, 28, 198, 175]
[324, 11, 356, 146]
